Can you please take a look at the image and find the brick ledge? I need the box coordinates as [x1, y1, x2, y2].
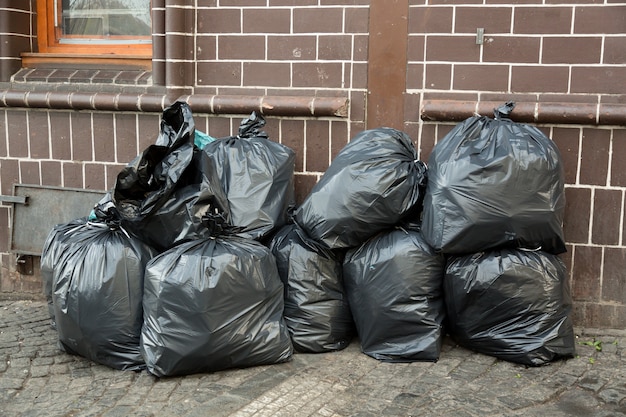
[0, 91, 349, 118]
[421, 99, 626, 126]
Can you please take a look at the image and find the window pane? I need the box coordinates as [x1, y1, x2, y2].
[60, 0, 151, 43]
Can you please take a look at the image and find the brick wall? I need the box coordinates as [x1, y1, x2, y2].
[401, 1, 626, 329]
[0, 1, 625, 329]
[0, 1, 36, 83]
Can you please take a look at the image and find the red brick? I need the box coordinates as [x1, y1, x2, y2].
[115, 113, 138, 164]
[305, 120, 331, 172]
[545, 0, 602, 3]
[454, 7, 512, 33]
[293, 8, 344, 33]
[408, 6, 453, 33]
[0, 207, 8, 253]
[243, 8, 291, 33]
[6, 110, 28, 158]
[345, 7, 369, 33]
[197, 8, 241, 34]
[419, 123, 437, 162]
[319, 35, 353, 60]
[267, 36, 316, 60]
[592, 189, 622, 245]
[603, 248, 626, 304]
[583, 303, 626, 329]
[611, 130, 626, 187]
[425, 64, 451, 90]
[196, 35, 217, 60]
[353, 35, 368, 61]
[321, 0, 369, 4]
[220, 0, 265, 6]
[71, 114, 93, 162]
[571, 67, 626, 95]
[219, 36, 266, 60]
[331, 121, 349, 160]
[0, 111, 6, 157]
[407, 35, 425, 61]
[403, 122, 419, 149]
[603, 37, 626, 65]
[483, 36, 540, 63]
[41, 161, 62, 187]
[163, 34, 193, 61]
[579, 128, 610, 186]
[137, 113, 159, 151]
[426, 36, 480, 62]
[63, 162, 83, 189]
[243, 62, 291, 87]
[270, 0, 317, 5]
[574, 5, 626, 34]
[352, 62, 368, 89]
[194, 115, 209, 138]
[511, 66, 569, 93]
[0, 158, 18, 196]
[28, 111, 49, 159]
[19, 160, 40, 185]
[570, 245, 602, 301]
[292, 63, 344, 89]
[542, 37, 602, 64]
[453, 64, 509, 91]
[278, 119, 304, 173]
[106, 164, 125, 191]
[294, 173, 319, 205]
[563, 187, 591, 243]
[207, 117, 233, 138]
[84, 163, 106, 191]
[429, 0, 482, 3]
[570, 303, 585, 328]
[552, 127, 581, 185]
[197, 62, 242, 86]
[513, 7, 572, 34]
[49, 111, 71, 160]
[406, 63, 424, 90]
[404, 92, 421, 124]
[350, 91, 367, 123]
[92, 113, 115, 163]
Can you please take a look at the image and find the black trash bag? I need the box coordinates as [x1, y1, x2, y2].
[294, 127, 428, 249]
[422, 101, 566, 255]
[41, 217, 89, 329]
[141, 210, 293, 377]
[268, 222, 355, 353]
[444, 248, 576, 366]
[203, 112, 296, 240]
[343, 224, 446, 362]
[52, 203, 157, 370]
[111, 101, 229, 251]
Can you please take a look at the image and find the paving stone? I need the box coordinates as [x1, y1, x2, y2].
[598, 388, 626, 405]
[1, 300, 625, 417]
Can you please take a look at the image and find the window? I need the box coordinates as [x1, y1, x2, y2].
[59, 0, 151, 40]
[28, 0, 152, 68]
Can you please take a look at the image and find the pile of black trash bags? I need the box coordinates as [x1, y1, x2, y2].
[42, 100, 576, 377]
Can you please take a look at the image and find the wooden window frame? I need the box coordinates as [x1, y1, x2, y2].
[23, 0, 152, 70]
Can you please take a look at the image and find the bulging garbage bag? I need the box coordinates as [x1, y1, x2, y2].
[294, 127, 428, 249]
[41, 217, 89, 329]
[204, 112, 296, 240]
[52, 204, 157, 370]
[444, 248, 576, 366]
[141, 211, 293, 377]
[343, 224, 446, 362]
[422, 101, 566, 255]
[111, 101, 229, 251]
[268, 222, 354, 353]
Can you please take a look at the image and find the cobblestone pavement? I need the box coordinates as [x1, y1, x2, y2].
[1, 299, 625, 417]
